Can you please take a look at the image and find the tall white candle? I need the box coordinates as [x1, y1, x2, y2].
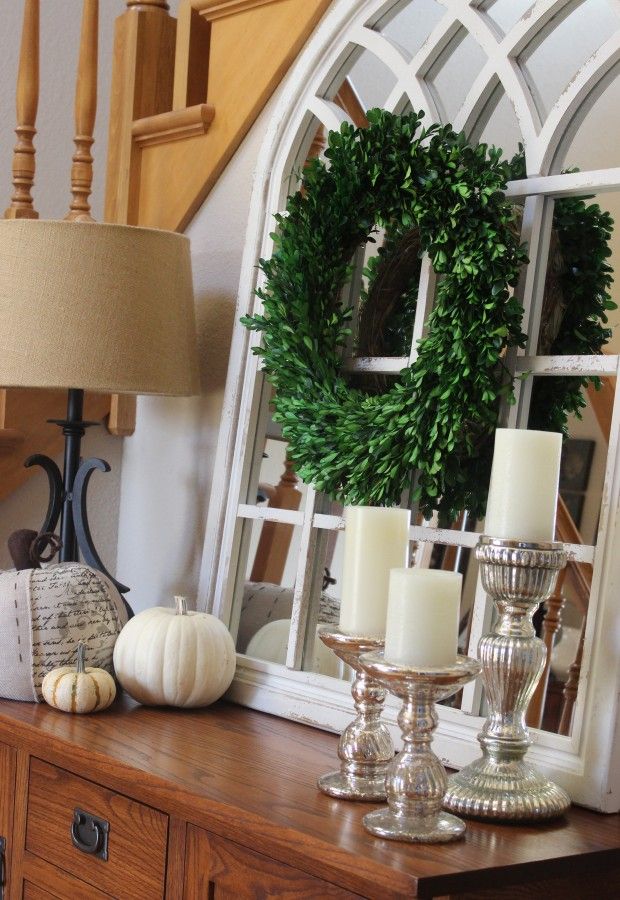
[484, 428, 562, 542]
[384, 568, 461, 667]
[339, 506, 410, 637]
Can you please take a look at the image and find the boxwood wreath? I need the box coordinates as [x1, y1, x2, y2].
[243, 109, 614, 522]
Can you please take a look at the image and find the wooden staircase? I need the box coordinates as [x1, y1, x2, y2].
[0, 0, 332, 505]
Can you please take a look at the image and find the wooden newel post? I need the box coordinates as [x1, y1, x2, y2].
[66, 0, 99, 222]
[4, 0, 39, 220]
[104, 0, 177, 436]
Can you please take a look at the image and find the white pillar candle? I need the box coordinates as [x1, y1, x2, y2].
[384, 568, 462, 668]
[339, 506, 410, 637]
[484, 428, 562, 543]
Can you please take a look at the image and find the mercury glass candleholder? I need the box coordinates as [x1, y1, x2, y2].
[358, 651, 481, 842]
[317, 627, 394, 801]
[443, 536, 571, 821]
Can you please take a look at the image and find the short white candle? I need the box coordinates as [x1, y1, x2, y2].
[339, 506, 410, 637]
[385, 568, 463, 669]
[384, 568, 462, 668]
[484, 428, 562, 543]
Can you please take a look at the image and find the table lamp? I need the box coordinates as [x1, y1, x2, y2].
[0, 218, 200, 594]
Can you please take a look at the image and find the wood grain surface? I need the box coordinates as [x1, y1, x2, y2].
[21, 851, 110, 900]
[0, 741, 16, 898]
[185, 824, 364, 899]
[0, 695, 617, 898]
[23, 881, 59, 900]
[26, 757, 168, 899]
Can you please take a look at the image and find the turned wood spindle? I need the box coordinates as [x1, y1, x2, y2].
[250, 456, 302, 585]
[66, 0, 99, 222]
[558, 622, 585, 736]
[4, 0, 39, 220]
[526, 573, 566, 729]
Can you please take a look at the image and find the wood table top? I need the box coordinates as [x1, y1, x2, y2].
[0, 694, 618, 898]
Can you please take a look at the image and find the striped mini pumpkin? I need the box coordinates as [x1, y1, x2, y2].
[42, 644, 116, 714]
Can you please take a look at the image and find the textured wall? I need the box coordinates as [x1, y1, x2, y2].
[115, 92, 280, 610]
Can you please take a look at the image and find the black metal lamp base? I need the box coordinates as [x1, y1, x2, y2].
[25, 388, 129, 596]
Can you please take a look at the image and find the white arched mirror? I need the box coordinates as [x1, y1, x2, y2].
[200, 0, 620, 812]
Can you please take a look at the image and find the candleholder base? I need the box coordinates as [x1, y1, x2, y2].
[364, 807, 466, 843]
[317, 627, 394, 802]
[443, 537, 571, 822]
[359, 652, 481, 842]
[445, 756, 571, 821]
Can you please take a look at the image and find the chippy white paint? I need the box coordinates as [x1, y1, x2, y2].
[200, 0, 620, 812]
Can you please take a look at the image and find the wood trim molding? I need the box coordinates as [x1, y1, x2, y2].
[193, 0, 282, 21]
[135, 0, 332, 230]
[133, 103, 214, 147]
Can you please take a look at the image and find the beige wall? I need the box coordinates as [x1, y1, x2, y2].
[115, 93, 280, 610]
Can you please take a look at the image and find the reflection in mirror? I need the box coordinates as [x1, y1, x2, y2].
[517, 0, 617, 121]
[560, 71, 620, 173]
[352, 225, 420, 361]
[235, 520, 302, 658]
[475, 380, 605, 736]
[483, 0, 537, 37]
[427, 28, 487, 124]
[375, 0, 444, 59]
[345, 46, 398, 110]
[298, 516, 478, 712]
[533, 383, 604, 737]
[476, 90, 521, 160]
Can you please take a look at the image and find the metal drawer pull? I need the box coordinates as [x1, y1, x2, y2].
[71, 808, 109, 861]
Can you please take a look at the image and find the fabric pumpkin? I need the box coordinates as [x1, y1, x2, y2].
[113, 596, 236, 707]
[0, 563, 128, 702]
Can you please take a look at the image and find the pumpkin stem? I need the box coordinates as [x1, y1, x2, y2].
[174, 596, 188, 615]
[76, 642, 86, 674]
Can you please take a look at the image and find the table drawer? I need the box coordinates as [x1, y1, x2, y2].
[26, 758, 168, 899]
[23, 883, 59, 900]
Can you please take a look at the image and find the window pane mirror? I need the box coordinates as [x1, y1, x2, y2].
[200, 0, 620, 811]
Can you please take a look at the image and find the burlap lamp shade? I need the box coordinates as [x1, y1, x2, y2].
[0, 219, 199, 395]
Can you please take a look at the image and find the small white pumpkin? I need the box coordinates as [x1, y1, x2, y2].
[42, 643, 116, 714]
[113, 596, 236, 707]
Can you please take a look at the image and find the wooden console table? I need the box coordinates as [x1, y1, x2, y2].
[0, 695, 617, 899]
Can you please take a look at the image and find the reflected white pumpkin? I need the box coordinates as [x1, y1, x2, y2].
[113, 596, 236, 707]
[246, 619, 350, 679]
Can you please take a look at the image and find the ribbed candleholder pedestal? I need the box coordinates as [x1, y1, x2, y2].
[444, 537, 571, 821]
[359, 652, 480, 842]
[317, 627, 393, 802]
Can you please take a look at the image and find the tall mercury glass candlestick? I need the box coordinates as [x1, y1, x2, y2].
[318, 506, 410, 801]
[444, 429, 570, 820]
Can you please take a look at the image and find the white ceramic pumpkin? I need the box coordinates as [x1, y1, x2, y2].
[42, 644, 116, 714]
[113, 596, 236, 707]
